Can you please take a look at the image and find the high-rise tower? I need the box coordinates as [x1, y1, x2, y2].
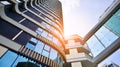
[1, 0, 120, 67]
[64, 0, 120, 67]
[0, 0, 65, 67]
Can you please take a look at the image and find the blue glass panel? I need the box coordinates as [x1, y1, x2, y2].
[34, 41, 44, 54]
[44, 45, 50, 51]
[49, 48, 58, 61]
[12, 56, 28, 67]
[87, 35, 105, 57]
[36, 28, 43, 35]
[105, 9, 120, 35]
[26, 43, 35, 50]
[42, 50, 49, 57]
[30, 38, 38, 43]
[41, 31, 48, 37]
[95, 26, 118, 47]
[0, 50, 18, 67]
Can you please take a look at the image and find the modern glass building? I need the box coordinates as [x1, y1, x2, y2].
[101, 62, 119, 67]
[64, 0, 120, 67]
[0, 0, 65, 67]
[1, 0, 120, 67]
[83, 0, 120, 66]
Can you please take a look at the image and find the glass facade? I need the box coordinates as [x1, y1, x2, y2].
[87, 9, 120, 57]
[1, 0, 120, 67]
[0, 0, 64, 67]
[0, 50, 45, 67]
[104, 9, 120, 35]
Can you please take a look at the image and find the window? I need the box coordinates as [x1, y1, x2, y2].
[0, 50, 18, 67]
[0, 18, 20, 39]
[44, 45, 50, 51]
[95, 26, 118, 47]
[41, 31, 48, 37]
[14, 32, 31, 45]
[87, 35, 105, 57]
[34, 41, 44, 54]
[49, 48, 58, 61]
[24, 11, 42, 23]
[12, 56, 28, 67]
[36, 28, 43, 35]
[21, 19, 38, 31]
[104, 9, 120, 35]
[42, 50, 49, 57]
[26, 43, 35, 50]
[5, 5, 24, 22]
[30, 38, 38, 44]
[26, 3, 40, 14]
[47, 33, 53, 41]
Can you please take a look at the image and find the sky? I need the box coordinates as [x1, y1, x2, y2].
[59, 0, 120, 66]
[98, 49, 120, 67]
[59, 0, 114, 38]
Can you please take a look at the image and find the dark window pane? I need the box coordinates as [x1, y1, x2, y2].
[18, 3, 26, 12]
[16, 62, 39, 67]
[24, 11, 42, 23]
[27, 3, 40, 14]
[21, 19, 38, 31]
[5, 6, 24, 22]
[0, 18, 20, 39]
[33, 3, 48, 14]
[14, 32, 31, 45]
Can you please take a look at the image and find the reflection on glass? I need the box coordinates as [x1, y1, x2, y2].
[95, 26, 118, 47]
[36, 28, 43, 35]
[87, 35, 105, 57]
[30, 38, 38, 43]
[105, 9, 120, 35]
[26, 43, 35, 50]
[44, 45, 50, 51]
[34, 41, 44, 54]
[0, 51, 18, 67]
[12, 56, 28, 67]
[42, 50, 49, 57]
[41, 31, 48, 37]
[49, 48, 58, 61]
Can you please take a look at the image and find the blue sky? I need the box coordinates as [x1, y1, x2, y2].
[98, 49, 120, 67]
[60, 0, 114, 38]
[60, 0, 120, 66]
